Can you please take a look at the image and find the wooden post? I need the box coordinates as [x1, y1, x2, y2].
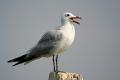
[49, 71, 84, 80]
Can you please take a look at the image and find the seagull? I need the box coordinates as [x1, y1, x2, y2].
[8, 12, 82, 72]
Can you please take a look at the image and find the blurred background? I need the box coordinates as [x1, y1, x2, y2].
[0, 0, 120, 80]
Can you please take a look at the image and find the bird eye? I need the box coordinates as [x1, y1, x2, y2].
[66, 14, 70, 17]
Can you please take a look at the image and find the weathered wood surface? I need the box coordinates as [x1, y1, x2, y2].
[49, 71, 84, 80]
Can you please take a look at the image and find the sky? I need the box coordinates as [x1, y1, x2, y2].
[0, 0, 120, 80]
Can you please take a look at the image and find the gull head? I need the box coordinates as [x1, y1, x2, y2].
[61, 12, 82, 25]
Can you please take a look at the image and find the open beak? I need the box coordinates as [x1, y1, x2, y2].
[70, 16, 82, 24]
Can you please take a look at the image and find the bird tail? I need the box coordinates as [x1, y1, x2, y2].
[8, 54, 30, 66]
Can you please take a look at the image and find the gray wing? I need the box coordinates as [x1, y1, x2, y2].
[7, 29, 64, 66]
[38, 30, 63, 44]
[28, 29, 64, 57]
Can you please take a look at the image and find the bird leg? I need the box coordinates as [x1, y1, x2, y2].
[52, 55, 56, 72]
[55, 55, 58, 72]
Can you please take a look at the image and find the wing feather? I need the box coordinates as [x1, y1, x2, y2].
[28, 29, 64, 58]
[38, 30, 63, 43]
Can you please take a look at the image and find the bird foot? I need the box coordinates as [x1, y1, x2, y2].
[54, 70, 66, 73]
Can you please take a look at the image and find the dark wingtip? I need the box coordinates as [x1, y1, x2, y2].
[12, 60, 25, 66]
[7, 54, 27, 63]
[8, 60, 13, 63]
[12, 63, 18, 67]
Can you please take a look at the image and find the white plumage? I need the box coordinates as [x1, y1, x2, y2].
[8, 12, 81, 71]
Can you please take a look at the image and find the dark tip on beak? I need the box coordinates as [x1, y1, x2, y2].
[80, 17, 82, 20]
[76, 16, 82, 20]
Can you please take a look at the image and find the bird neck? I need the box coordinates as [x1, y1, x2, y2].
[61, 18, 73, 26]
[61, 21, 75, 34]
[61, 20, 74, 26]
[62, 21, 74, 28]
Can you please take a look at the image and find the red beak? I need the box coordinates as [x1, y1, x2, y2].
[70, 16, 82, 24]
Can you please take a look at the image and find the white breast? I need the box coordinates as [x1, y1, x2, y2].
[54, 24, 75, 54]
